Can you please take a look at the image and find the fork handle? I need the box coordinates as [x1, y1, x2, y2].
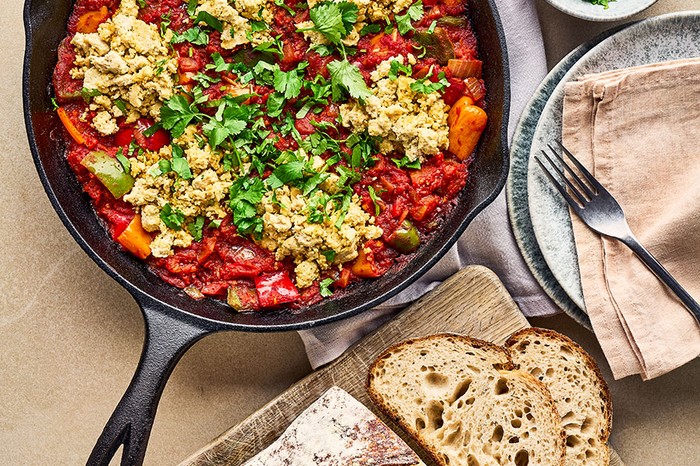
[621, 235, 700, 324]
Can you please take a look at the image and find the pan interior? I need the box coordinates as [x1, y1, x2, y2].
[23, 0, 509, 331]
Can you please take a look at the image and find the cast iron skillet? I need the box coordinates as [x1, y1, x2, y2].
[23, 0, 510, 464]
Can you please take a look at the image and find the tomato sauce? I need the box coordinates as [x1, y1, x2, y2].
[53, 0, 486, 312]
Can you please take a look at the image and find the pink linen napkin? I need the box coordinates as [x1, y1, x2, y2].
[562, 57, 700, 380]
[299, 0, 553, 369]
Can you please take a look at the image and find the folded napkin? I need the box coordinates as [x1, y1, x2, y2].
[562, 57, 700, 380]
[299, 0, 554, 369]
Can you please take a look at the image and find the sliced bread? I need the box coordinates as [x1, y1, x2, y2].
[505, 328, 612, 466]
[367, 334, 566, 466]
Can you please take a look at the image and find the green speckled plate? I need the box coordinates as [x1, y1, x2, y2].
[509, 12, 700, 329]
[507, 25, 626, 330]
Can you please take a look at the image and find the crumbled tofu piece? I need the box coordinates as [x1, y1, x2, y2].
[257, 186, 382, 288]
[307, 0, 412, 22]
[92, 111, 119, 135]
[196, 0, 273, 49]
[340, 56, 450, 161]
[70, 1, 177, 134]
[122, 125, 232, 258]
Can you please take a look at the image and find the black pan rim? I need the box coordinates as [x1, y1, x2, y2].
[22, 0, 510, 332]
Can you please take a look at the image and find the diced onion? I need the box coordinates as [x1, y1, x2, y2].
[447, 59, 482, 79]
[465, 77, 486, 102]
[184, 285, 205, 300]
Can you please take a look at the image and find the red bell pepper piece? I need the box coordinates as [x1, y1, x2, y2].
[254, 271, 300, 308]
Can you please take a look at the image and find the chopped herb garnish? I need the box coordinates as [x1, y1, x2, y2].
[427, 20, 437, 34]
[274, 0, 296, 16]
[114, 99, 127, 113]
[250, 20, 269, 33]
[115, 149, 131, 174]
[367, 185, 381, 215]
[328, 59, 371, 101]
[321, 250, 336, 262]
[396, 1, 424, 35]
[208, 218, 222, 229]
[301, 1, 358, 45]
[360, 23, 382, 36]
[392, 155, 421, 169]
[388, 59, 412, 80]
[193, 10, 223, 32]
[310, 43, 335, 57]
[187, 216, 205, 241]
[171, 27, 209, 46]
[228, 177, 266, 237]
[50, 97, 59, 110]
[319, 277, 334, 297]
[160, 203, 185, 230]
[81, 88, 101, 102]
[410, 71, 449, 94]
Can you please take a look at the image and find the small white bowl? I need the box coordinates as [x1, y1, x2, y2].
[544, 0, 658, 21]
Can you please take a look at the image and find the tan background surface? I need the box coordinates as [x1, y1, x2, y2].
[1, 0, 698, 464]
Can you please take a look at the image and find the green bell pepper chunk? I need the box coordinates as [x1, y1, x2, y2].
[80, 150, 135, 198]
[387, 220, 420, 253]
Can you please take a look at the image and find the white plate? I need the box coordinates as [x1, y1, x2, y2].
[544, 0, 657, 22]
[527, 11, 700, 312]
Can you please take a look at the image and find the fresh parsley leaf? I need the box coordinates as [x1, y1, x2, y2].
[396, 1, 424, 35]
[187, 0, 198, 16]
[250, 20, 269, 33]
[254, 36, 285, 58]
[266, 92, 287, 118]
[319, 277, 334, 297]
[388, 59, 412, 80]
[273, 67, 304, 99]
[274, 0, 296, 15]
[192, 72, 221, 88]
[229, 177, 265, 237]
[410, 71, 449, 94]
[193, 10, 223, 32]
[301, 172, 331, 196]
[392, 155, 421, 169]
[160, 95, 203, 138]
[172, 27, 209, 46]
[115, 149, 131, 174]
[367, 185, 382, 216]
[114, 99, 127, 113]
[360, 23, 382, 36]
[50, 97, 59, 110]
[208, 218, 222, 229]
[303, 1, 358, 45]
[160, 203, 185, 230]
[265, 161, 306, 189]
[310, 43, 334, 57]
[81, 88, 101, 102]
[187, 216, 205, 241]
[171, 157, 193, 179]
[328, 59, 371, 101]
[321, 250, 336, 262]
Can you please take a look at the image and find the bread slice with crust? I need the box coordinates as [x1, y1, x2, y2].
[505, 328, 612, 466]
[367, 334, 566, 466]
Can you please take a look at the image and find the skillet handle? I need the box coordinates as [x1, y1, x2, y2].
[87, 299, 215, 466]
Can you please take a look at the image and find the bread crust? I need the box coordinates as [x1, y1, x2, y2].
[505, 327, 613, 442]
[367, 333, 566, 466]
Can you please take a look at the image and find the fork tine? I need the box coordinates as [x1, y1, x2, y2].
[534, 155, 583, 213]
[555, 141, 605, 192]
[539, 149, 587, 206]
[546, 143, 596, 200]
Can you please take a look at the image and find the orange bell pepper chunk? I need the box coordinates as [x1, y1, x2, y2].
[57, 107, 86, 145]
[76, 6, 110, 34]
[351, 247, 381, 278]
[117, 215, 152, 259]
[447, 96, 487, 160]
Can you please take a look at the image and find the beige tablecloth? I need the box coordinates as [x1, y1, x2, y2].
[1, 0, 699, 465]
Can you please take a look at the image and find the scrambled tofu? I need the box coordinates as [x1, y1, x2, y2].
[257, 184, 382, 288]
[196, 0, 273, 49]
[123, 125, 233, 257]
[340, 56, 450, 161]
[70, 0, 177, 134]
[306, 0, 413, 22]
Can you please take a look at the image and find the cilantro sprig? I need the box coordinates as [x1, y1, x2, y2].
[396, 1, 424, 35]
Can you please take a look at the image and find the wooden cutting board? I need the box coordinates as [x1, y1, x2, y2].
[180, 265, 624, 466]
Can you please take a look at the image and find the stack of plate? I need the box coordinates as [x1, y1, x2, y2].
[507, 12, 700, 328]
